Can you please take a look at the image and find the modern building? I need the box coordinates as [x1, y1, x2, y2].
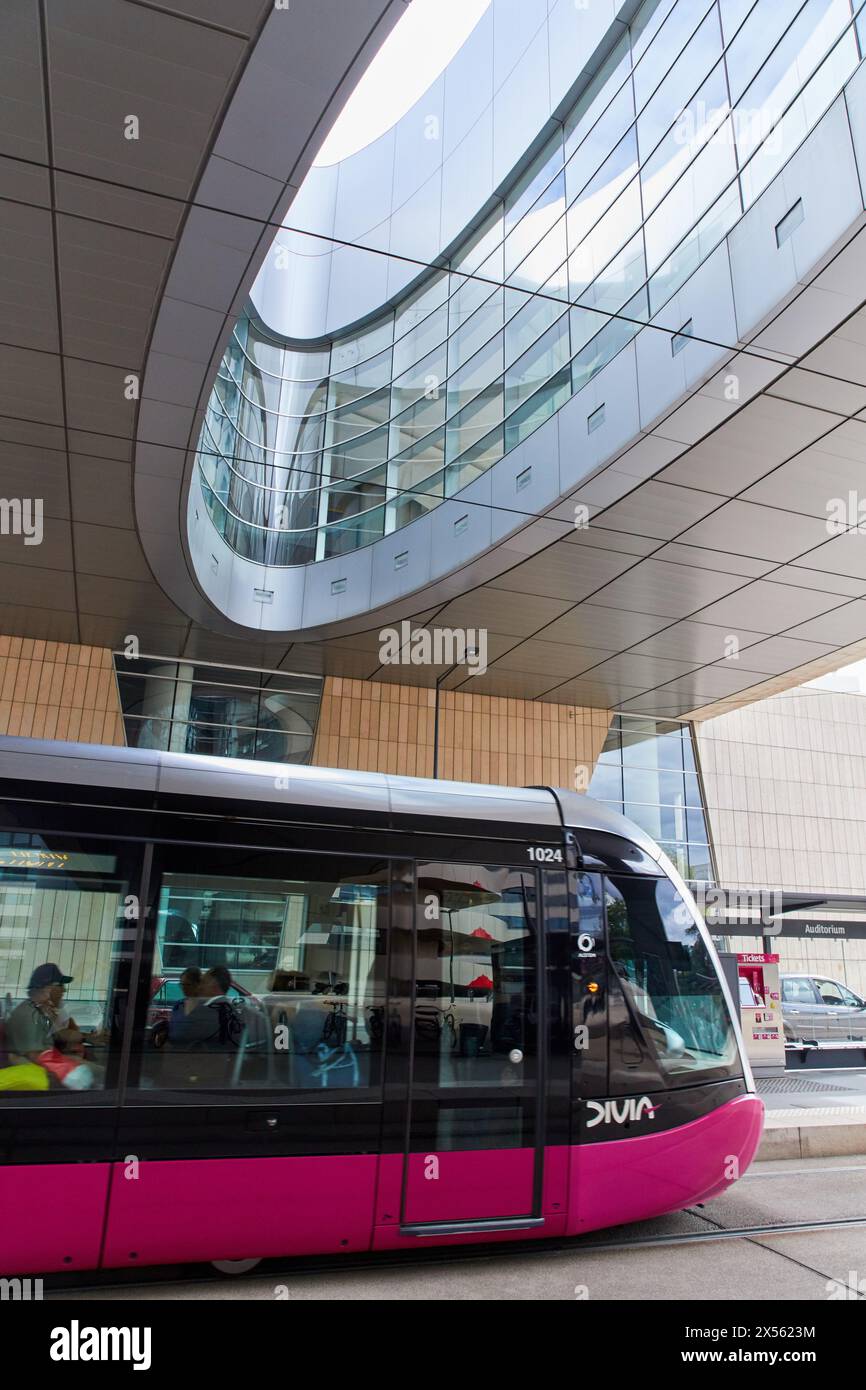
[5, 0, 866, 1003]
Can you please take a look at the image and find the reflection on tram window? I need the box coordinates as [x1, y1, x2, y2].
[412, 863, 538, 1091]
[606, 875, 738, 1078]
[571, 872, 607, 1091]
[0, 837, 127, 1096]
[138, 862, 388, 1093]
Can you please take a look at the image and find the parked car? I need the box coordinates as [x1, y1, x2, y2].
[780, 973, 866, 1044]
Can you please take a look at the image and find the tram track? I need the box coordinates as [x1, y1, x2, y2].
[45, 1211, 866, 1297]
[580, 1213, 866, 1254]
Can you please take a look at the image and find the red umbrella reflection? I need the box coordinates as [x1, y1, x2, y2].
[468, 974, 494, 991]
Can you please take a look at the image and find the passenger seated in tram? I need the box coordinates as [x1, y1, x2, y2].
[158, 965, 274, 1089]
[166, 967, 203, 1044]
[169, 967, 239, 1051]
[4, 963, 98, 1089]
[6, 963, 80, 1060]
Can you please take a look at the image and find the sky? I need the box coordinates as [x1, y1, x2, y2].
[809, 659, 866, 695]
[314, 0, 492, 166]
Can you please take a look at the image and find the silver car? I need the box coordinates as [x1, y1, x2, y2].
[780, 973, 866, 1044]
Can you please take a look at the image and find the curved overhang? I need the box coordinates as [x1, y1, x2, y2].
[130, 1, 866, 721]
[131, 0, 411, 639]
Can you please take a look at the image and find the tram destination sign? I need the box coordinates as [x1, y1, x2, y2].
[0, 848, 116, 872]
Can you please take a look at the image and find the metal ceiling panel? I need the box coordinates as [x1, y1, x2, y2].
[589, 558, 748, 619]
[630, 619, 767, 663]
[434, 589, 574, 635]
[651, 542, 774, 578]
[563, 524, 659, 557]
[677, 499, 833, 562]
[581, 651, 704, 687]
[540, 604, 671, 648]
[710, 633, 837, 675]
[588, 480, 726, 541]
[658, 396, 839, 494]
[492, 638, 617, 677]
[488, 544, 638, 602]
[0, 1, 48, 164]
[693, 579, 849, 633]
[786, 598, 866, 644]
[791, 531, 866, 582]
[0, 561, 77, 610]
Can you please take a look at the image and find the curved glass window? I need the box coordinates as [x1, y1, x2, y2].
[606, 873, 739, 1079]
[193, 0, 866, 570]
[590, 714, 713, 883]
[114, 656, 323, 764]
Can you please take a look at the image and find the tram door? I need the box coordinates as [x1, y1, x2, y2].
[399, 861, 544, 1231]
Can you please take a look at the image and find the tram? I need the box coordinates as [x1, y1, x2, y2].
[0, 737, 762, 1273]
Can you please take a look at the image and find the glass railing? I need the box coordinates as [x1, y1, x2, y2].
[114, 655, 324, 764]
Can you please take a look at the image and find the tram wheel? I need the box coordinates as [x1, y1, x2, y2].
[211, 1258, 262, 1275]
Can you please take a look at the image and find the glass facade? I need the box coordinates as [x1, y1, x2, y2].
[589, 714, 714, 884]
[195, 0, 865, 568]
[114, 656, 323, 764]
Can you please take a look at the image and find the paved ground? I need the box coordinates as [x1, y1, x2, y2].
[54, 1155, 866, 1302]
[759, 1067, 866, 1119]
[757, 1068, 866, 1156]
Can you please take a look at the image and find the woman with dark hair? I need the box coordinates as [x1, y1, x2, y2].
[167, 967, 203, 1044]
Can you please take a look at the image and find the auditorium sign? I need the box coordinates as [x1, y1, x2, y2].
[717, 918, 866, 941]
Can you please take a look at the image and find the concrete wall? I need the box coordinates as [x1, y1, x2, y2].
[698, 686, 866, 898]
[698, 684, 866, 996]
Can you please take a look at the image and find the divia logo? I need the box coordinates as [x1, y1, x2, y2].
[586, 1096, 658, 1128]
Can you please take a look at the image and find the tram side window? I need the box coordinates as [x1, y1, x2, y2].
[606, 875, 739, 1080]
[412, 864, 538, 1078]
[135, 856, 389, 1094]
[0, 839, 128, 1096]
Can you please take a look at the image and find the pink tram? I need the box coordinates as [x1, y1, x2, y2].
[0, 738, 762, 1273]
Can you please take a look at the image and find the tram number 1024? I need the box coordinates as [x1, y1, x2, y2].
[527, 847, 564, 863]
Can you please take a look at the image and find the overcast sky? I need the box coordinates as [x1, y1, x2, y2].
[315, 0, 492, 165]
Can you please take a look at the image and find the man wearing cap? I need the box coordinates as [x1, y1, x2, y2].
[6, 963, 81, 1064]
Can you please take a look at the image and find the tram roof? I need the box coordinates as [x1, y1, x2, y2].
[0, 736, 662, 860]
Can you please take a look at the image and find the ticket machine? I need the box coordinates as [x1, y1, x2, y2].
[737, 952, 785, 1069]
